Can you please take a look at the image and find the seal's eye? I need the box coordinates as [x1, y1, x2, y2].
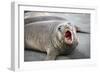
[58, 26, 62, 31]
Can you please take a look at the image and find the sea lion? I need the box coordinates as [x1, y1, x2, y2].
[24, 18, 79, 60]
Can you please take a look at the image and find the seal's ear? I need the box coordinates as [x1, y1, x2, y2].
[74, 25, 90, 34]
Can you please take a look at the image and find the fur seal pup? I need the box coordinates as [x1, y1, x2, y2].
[24, 19, 79, 60]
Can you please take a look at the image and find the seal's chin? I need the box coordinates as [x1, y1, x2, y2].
[64, 30, 73, 45]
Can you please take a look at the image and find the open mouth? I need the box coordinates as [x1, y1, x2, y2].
[65, 30, 73, 45]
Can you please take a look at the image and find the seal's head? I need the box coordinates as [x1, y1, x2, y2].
[55, 22, 79, 47]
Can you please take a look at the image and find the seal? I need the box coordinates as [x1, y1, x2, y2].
[24, 17, 79, 60]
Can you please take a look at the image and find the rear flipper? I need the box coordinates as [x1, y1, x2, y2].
[74, 25, 90, 34]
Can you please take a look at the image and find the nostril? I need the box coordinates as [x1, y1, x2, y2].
[65, 25, 69, 29]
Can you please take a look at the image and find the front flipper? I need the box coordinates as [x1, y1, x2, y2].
[45, 48, 59, 60]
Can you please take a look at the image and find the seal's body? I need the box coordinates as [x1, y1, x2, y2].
[24, 13, 79, 60]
